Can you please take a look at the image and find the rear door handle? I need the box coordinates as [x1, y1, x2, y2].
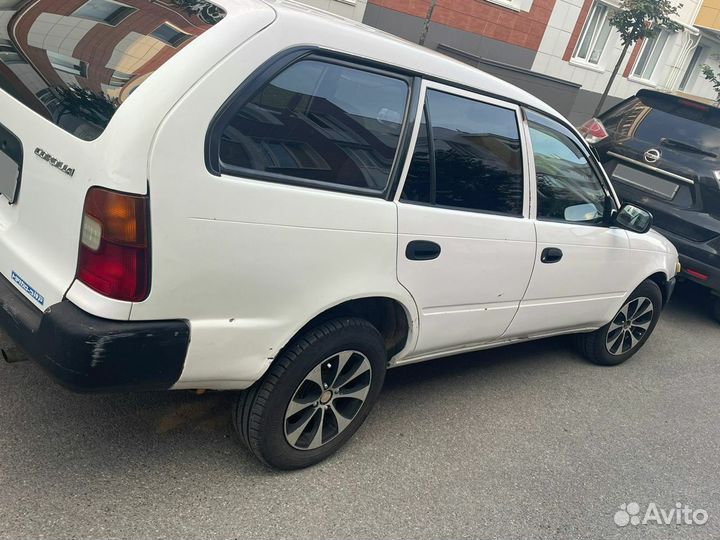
[406, 240, 441, 261]
[541, 247, 563, 264]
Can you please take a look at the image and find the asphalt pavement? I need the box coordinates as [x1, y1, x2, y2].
[0, 281, 718, 539]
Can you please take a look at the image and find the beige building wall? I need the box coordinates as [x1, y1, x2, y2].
[696, 0, 720, 30]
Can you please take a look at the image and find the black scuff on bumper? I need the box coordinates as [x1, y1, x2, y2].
[664, 276, 677, 307]
[0, 273, 189, 393]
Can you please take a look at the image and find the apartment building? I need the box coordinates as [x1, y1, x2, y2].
[363, 0, 720, 123]
[3, 0, 720, 129]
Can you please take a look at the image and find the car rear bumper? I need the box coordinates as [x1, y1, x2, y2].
[652, 226, 720, 292]
[0, 273, 189, 392]
[677, 254, 720, 292]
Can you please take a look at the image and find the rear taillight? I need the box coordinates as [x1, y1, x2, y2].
[77, 187, 150, 302]
[578, 118, 609, 144]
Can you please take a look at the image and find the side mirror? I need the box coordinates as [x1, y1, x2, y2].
[564, 203, 601, 222]
[614, 203, 653, 234]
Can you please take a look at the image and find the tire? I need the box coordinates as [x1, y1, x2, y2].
[712, 296, 720, 324]
[233, 317, 387, 470]
[577, 279, 663, 366]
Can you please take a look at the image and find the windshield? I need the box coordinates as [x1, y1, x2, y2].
[0, 0, 225, 140]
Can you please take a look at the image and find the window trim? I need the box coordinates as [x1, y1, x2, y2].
[206, 48, 419, 200]
[206, 46, 587, 202]
[572, 1, 614, 67]
[521, 108, 619, 227]
[395, 79, 529, 219]
[631, 31, 670, 83]
[424, 106, 437, 205]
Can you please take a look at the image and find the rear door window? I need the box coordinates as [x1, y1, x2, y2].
[218, 59, 410, 193]
[401, 89, 524, 215]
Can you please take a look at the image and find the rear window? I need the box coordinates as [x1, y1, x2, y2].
[0, 0, 225, 141]
[602, 90, 720, 155]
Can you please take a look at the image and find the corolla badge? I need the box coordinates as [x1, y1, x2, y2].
[34, 148, 75, 177]
[644, 148, 661, 164]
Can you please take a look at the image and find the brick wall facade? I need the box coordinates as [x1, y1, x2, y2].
[369, 0, 557, 51]
[8, 0, 211, 95]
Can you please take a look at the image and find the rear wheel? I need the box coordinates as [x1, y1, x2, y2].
[712, 295, 720, 324]
[577, 280, 662, 366]
[234, 317, 386, 470]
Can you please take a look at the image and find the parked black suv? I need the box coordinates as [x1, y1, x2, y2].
[579, 89, 720, 321]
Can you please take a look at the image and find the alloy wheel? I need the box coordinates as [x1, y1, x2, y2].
[284, 350, 372, 450]
[605, 296, 654, 356]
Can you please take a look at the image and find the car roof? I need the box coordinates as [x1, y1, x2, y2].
[222, 0, 563, 120]
[636, 89, 718, 107]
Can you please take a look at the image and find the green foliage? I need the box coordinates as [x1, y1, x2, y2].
[54, 85, 117, 127]
[608, 0, 683, 46]
[171, 0, 225, 24]
[701, 63, 720, 102]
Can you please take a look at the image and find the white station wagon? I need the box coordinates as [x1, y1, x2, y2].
[0, 0, 678, 468]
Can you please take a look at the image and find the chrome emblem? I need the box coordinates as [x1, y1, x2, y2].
[644, 148, 661, 164]
[34, 148, 75, 177]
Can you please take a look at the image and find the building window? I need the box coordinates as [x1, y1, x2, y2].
[679, 45, 704, 91]
[72, 0, 137, 26]
[483, 0, 534, 13]
[0, 39, 25, 65]
[632, 31, 670, 81]
[36, 88, 61, 113]
[47, 51, 88, 78]
[150, 23, 192, 47]
[573, 2, 613, 65]
[108, 70, 133, 88]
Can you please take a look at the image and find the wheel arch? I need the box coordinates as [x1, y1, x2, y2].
[646, 271, 671, 306]
[270, 295, 419, 371]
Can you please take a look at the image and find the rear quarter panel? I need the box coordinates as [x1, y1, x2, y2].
[135, 23, 419, 389]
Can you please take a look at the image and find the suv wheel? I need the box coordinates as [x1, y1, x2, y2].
[577, 279, 662, 366]
[712, 295, 720, 324]
[234, 317, 386, 470]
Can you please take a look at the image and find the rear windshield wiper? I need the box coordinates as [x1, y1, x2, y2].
[660, 137, 718, 158]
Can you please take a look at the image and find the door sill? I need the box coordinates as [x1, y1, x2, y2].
[390, 326, 599, 367]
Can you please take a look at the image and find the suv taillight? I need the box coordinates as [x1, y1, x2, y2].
[77, 187, 150, 302]
[578, 118, 609, 144]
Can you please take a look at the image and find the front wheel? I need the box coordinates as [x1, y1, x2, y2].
[577, 280, 662, 366]
[234, 317, 387, 470]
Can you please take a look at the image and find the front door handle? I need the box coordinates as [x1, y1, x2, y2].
[406, 240, 441, 261]
[541, 247, 563, 264]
